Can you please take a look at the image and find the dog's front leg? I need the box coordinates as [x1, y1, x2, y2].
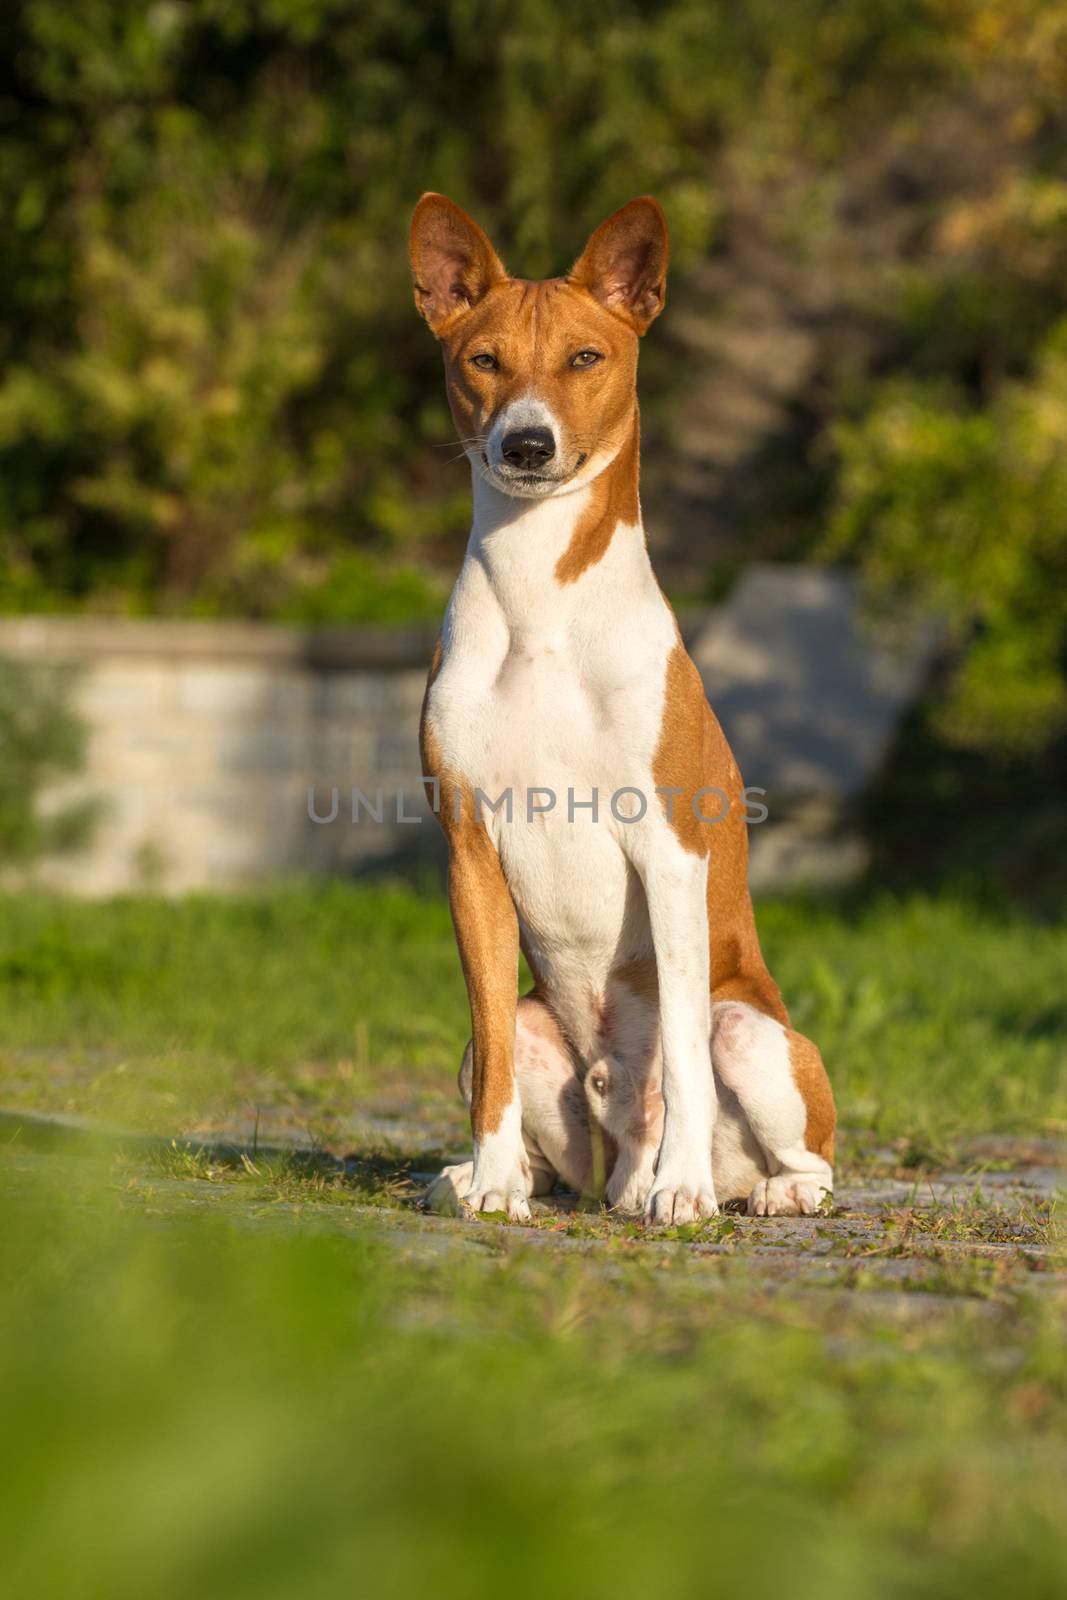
[447, 829, 531, 1221]
[637, 844, 717, 1224]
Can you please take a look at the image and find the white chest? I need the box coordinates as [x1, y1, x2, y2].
[429, 521, 673, 807]
[426, 503, 677, 1004]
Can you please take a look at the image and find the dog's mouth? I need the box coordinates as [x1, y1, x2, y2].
[480, 451, 589, 496]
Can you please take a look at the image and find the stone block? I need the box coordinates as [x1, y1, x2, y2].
[172, 788, 260, 825]
[217, 728, 304, 774]
[320, 673, 401, 717]
[77, 666, 167, 717]
[174, 666, 311, 717]
[200, 831, 278, 878]
[689, 566, 940, 806]
[375, 731, 420, 775]
[305, 730, 372, 777]
[122, 729, 199, 762]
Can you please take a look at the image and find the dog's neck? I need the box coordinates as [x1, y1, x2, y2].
[465, 406, 647, 620]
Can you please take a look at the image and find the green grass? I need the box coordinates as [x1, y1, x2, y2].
[0, 1150, 1064, 1600]
[0, 881, 1063, 1146]
[0, 882, 1064, 1598]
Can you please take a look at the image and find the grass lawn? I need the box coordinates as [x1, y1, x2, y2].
[0, 880, 1063, 1150]
[1, 881, 1064, 1598]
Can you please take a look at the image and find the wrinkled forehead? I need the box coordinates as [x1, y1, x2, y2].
[444, 277, 636, 362]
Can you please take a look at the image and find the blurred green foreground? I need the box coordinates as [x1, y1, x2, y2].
[1, 1147, 1064, 1600]
[0, 881, 1064, 1598]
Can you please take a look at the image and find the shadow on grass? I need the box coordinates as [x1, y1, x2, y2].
[0, 1106, 449, 1209]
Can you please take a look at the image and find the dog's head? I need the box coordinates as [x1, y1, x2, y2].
[410, 194, 668, 499]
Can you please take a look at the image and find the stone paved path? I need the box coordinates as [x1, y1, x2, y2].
[4, 1104, 1061, 1317]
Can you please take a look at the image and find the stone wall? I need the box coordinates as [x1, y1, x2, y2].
[0, 618, 441, 893]
[0, 568, 939, 894]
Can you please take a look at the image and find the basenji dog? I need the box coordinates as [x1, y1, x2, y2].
[411, 193, 835, 1225]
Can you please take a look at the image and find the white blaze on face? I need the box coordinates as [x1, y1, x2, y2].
[485, 393, 563, 482]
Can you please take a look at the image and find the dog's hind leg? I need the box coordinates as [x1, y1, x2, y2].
[711, 1000, 835, 1216]
[711, 1000, 835, 1214]
[426, 997, 601, 1215]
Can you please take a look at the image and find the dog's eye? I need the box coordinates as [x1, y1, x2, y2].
[571, 349, 602, 368]
[469, 352, 498, 372]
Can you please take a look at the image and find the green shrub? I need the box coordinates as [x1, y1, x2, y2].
[2, 0, 1067, 756]
[0, 657, 99, 863]
[829, 318, 1067, 754]
[0, 0, 730, 616]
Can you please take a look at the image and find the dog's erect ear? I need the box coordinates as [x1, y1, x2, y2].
[410, 194, 507, 334]
[568, 197, 669, 335]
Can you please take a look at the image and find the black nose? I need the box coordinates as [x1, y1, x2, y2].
[500, 427, 556, 471]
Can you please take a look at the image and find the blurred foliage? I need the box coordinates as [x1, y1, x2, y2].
[830, 319, 1067, 754]
[0, 1, 1066, 747]
[0, 657, 98, 864]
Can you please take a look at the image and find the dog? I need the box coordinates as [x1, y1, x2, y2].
[410, 193, 835, 1224]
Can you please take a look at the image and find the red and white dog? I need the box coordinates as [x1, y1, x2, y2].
[411, 193, 835, 1225]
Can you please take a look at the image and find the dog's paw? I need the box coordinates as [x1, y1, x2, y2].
[425, 1161, 532, 1222]
[605, 1163, 655, 1215]
[644, 1180, 718, 1226]
[425, 1162, 475, 1217]
[462, 1183, 532, 1223]
[605, 1178, 651, 1215]
[746, 1175, 829, 1217]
